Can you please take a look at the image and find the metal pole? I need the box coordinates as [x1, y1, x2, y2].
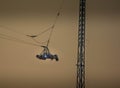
[76, 0, 86, 88]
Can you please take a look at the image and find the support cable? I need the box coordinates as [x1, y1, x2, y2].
[0, 0, 65, 47]
[0, 25, 26, 36]
[26, 0, 65, 46]
[0, 25, 49, 45]
[26, 25, 54, 38]
[0, 33, 42, 47]
[46, 0, 64, 47]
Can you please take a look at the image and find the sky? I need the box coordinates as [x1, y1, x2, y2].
[0, 0, 120, 88]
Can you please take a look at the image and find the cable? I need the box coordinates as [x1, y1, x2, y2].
[0, 25, 26, 36]
[0, 36, 41, 47]
[46, 0, 65, 46]
[53, 0, 64, 25]
[26, 26, 53, 38]
[0, 25, 50, 45]
[0, 33, 44, 47]
[26, 26, 53, 45]
[36, 25, 54, 37]
[32, 38, 48, 45]
[46, 25, 54, 46]
[0, 0, 65, 47]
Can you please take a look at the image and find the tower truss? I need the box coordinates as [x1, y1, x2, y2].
[76, 0, 86, 88]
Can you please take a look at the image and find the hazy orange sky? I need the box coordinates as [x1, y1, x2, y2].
[0, 0, 120, 88]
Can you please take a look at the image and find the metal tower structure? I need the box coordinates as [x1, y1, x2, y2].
[76, 0, 86, 88]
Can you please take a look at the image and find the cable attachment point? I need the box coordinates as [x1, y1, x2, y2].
[51, 25, 55, 29]
[46, 39, 50, 47]
[26, 35, 37, 38]
[57, 12, 60, 16]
